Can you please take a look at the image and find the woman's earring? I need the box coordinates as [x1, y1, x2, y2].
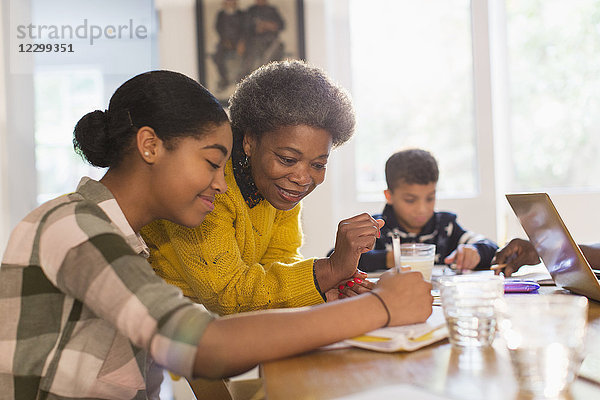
[240, 153, 249, 169]
[144, 151, 150, 157]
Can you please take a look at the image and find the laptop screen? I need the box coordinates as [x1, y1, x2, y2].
[506, 193, 600, 301]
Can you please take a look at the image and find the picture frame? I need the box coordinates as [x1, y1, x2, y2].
[196, 0, 306, 104]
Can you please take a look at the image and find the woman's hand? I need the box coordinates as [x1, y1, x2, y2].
[331, 213, 384, 273]
[491, 238, 540, 276]
[314, 214, 383, 292]
[335, 270, 374, 299]
[444, 244, 481, 272]
[375, 268, 433, 326]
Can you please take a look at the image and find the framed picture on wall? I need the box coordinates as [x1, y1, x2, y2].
[196, 0, 306, 104]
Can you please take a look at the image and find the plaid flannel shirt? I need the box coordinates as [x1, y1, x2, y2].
[0, 178, 214, 399]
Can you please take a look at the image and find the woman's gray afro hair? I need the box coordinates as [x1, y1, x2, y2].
[228, 60, 355, 147]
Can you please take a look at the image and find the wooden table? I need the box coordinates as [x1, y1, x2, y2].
[261, 288, 600, 399]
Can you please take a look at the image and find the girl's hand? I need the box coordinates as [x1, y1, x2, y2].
[375, 268, 433, 326]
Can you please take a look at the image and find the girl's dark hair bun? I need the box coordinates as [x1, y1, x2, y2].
[73, 70, 229, 169]
[73, 110, 113, 168]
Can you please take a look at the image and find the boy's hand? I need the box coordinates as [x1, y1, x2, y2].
[386, 250, 395, 268]
[444, 244, 480, 271]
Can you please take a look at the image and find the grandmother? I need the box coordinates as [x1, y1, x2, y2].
[141, 60, 382, 315]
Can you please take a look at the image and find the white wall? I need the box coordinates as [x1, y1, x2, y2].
[0, 0, 8, 252]
[156, 0, 199, 80]
[296, 0, 352, 258]
[0, 0, 36, 257]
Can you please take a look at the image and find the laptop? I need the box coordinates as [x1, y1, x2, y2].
[506, 193, 600, 302]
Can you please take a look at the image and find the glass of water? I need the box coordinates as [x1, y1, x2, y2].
[439, 275, 505, 348]
[499, 295, 588, 399]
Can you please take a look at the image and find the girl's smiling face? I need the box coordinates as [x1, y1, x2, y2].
[151, 122, 233, 227]
[243, 125, 333, 211]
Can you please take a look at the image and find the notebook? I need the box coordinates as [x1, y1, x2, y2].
[343, 306, 448, 352]
[506, 193, 600, 302]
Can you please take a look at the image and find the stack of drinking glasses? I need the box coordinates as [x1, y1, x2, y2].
[439, 275, 589, 398]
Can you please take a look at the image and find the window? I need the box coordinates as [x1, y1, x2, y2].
[349, 0, 600, 198]
[349, 0, 476, 200]
[28, 0, 158, 204]
[34, 69, 105, 204]
[505, 0, 600, 191]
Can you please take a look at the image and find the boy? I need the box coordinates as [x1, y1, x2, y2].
[358, 149, 498, 272]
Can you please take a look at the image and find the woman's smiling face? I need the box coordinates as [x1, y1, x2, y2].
[243, 125, 333, 210]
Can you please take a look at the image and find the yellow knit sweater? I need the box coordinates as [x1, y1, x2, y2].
[141, 160, 325, 315]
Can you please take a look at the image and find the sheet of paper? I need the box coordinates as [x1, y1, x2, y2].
[579, 354, 600, 385]
[510, 263, 554, 284]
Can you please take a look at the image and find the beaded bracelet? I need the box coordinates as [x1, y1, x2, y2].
[368, 291, 391, 327]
